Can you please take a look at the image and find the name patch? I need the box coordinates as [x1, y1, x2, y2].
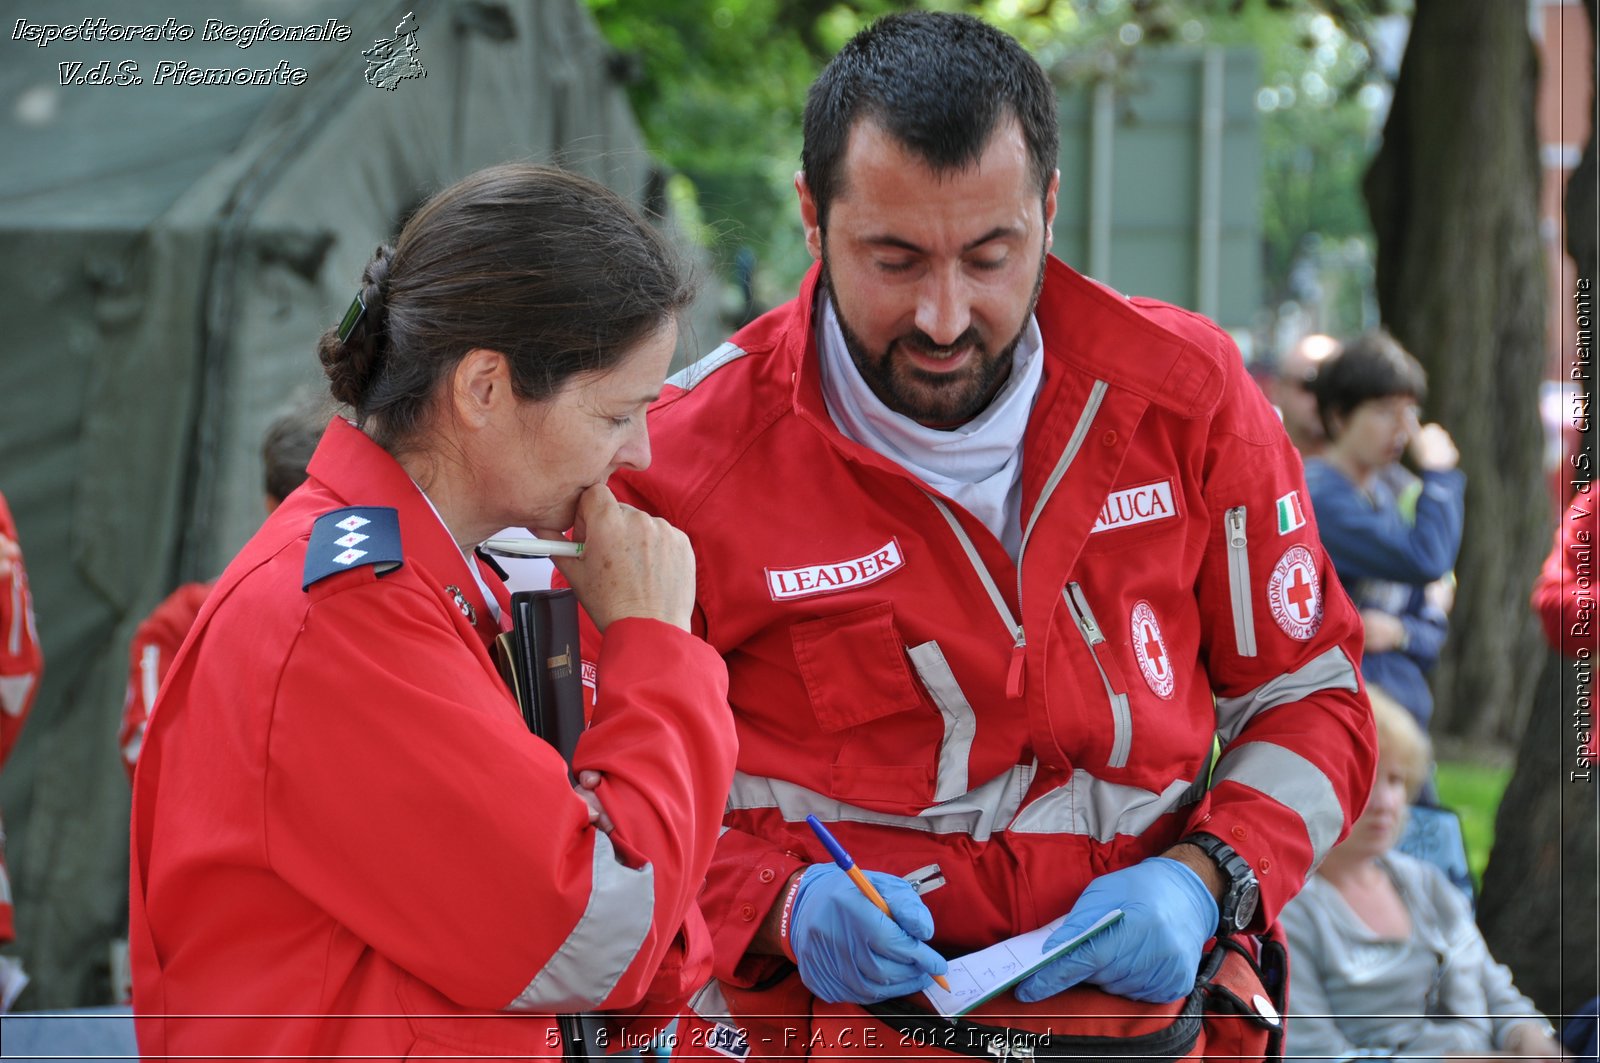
[1091, 480, 1177, 534]
[766, 539, 904, 601]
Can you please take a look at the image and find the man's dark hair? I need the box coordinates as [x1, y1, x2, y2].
[1313, 330, 1428, 436]
[261, 402, 327, 504]
[801, 12, 1059, 228]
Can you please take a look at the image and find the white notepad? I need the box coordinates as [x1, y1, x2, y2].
[920, 908, 1124, 1017]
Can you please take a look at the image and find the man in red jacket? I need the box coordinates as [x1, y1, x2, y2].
[585, 12, 1375, 1057]
[118, 404, 322, 781]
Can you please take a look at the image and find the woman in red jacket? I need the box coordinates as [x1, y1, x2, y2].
[128, 164, 737, 1060]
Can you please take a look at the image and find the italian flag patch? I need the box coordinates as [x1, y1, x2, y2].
[1276, 491, 1307, 534]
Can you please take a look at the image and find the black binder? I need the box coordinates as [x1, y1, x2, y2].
[491, 588, 605, 1061]
[494, 588, 587, 769]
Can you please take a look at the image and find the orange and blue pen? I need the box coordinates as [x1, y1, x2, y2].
[805, 814, 952, 992]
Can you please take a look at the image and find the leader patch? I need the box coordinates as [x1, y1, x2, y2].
[765, 539, 903, 601]
[1091, 480, 1177, 534]
[1266, 545, 1323, 640]
[1130, 600, 1174, 699]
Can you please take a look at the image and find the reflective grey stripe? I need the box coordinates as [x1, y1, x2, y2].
[727, 762, 1198, 846]
[1061, 583, 1132, 769]
[6, 575, 20, 655]
[507, 832, 656, 1010]
[1018, 380, 1108, 562]
[141, 643, 161, 717]
[1008, 772, 1197, 841]
[1225, 506, 1256, 657]
[1214, 647, 1361, 748]
[727, 764, 1036, 844]
[907, 641, 976, 802]
[688, 978, 732, 1021]
[1210, 742, 1344, 863]
[668, 341, 748, 391]
[0, 675, 33, 719]
[924, 495, 1020, 641]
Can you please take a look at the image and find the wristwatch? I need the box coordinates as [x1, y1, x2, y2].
[1182, 832, 1260, 935]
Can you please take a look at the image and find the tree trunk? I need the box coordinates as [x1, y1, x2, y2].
[1478, 651, 1599, 1018]
[1362, 0, 1549, 743]
[1479, 0, 1599, 1022]
[1568, 0, 1598, 473]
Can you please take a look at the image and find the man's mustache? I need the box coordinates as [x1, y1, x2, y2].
[892, 329, 985, 359]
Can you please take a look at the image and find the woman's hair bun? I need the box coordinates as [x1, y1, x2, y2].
[318, 244, 396, 409]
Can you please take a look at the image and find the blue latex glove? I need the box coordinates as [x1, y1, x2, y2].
[1014, 857, 1218, 1004]
[787, 864, 949, 1004]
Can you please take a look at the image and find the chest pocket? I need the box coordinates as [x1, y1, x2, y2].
[790, 601, 937, 809]
[1060, 582, 1133, 769]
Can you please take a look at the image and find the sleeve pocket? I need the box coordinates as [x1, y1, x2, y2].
[790, 601, 924, 733]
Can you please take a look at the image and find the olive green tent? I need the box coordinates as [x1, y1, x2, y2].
[0, 0, 712, 1006]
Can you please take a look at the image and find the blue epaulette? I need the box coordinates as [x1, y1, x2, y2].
[302, 506, 404, 590]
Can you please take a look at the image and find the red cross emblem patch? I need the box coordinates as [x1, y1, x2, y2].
[1267, 545, 1323, 640]
[1130, 600, 1174, 699]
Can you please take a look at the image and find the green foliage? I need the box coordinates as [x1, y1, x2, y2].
[1433, 759, 1512, 891]
[584, 0, 912, 295]
[585, 0, 1392, 322]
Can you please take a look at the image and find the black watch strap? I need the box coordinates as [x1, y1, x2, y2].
[1182, 832, 1260, 935]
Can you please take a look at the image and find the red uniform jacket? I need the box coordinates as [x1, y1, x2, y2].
[1532, 492, 1598, 659]
[592, 259, 1376, 1031]
[129, 417, 737, 1060]
[0, 490, 43, 944]
[119, 581, 212, 784]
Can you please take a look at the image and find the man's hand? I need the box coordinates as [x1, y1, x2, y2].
[1014, 858, 1218, 1004]
[786, 864, 948, 1004]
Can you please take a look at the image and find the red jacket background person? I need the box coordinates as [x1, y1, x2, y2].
[119, 403, 322, 782]
[582, 14, 1375, 1058]
[1, 489, 43, 951]
[128, 165, 736, 1059]
[1532, 489, 1598, 659]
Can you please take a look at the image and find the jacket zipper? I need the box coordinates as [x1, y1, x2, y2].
[921, 381, 1110, 701]
[1062, 581, 1133, 769]
[1226, 505, 1257, 657]
[1009, 380, 1111, 698]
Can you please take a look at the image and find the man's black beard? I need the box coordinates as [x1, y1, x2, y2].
[820, 245, 1048, 427]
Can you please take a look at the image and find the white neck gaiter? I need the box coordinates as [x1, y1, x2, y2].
[817, 295, 1044, 559]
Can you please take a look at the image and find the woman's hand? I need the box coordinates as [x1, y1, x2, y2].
[535, 484, 694, 633]
[1501, 1022, 1567, 1062]
[1360, 609, 1407, 653]
[574, 769, 615, 834]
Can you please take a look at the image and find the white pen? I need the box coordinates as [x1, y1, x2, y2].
[482, 536, 584, 559]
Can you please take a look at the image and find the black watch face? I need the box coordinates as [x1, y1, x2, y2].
[1231, 881, 1261, 930]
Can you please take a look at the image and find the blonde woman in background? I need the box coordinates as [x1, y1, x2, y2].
[1281, 685, 1566, 1062]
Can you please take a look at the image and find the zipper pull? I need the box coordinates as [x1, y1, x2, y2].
[1006, 634, 1026, 699]
[1228, 508, 1247, 548]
